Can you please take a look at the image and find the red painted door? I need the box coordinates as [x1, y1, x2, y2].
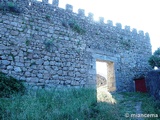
[135, 79, 147, 92]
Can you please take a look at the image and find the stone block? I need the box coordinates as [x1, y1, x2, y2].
[14, 67, 22, 72]
[10, 30, 19, 36]
[2, 60, 10, 65]
[50, 61, 55, 65]
[37, 74, 43, 78]
[30, 78, 39, 83]
[16, 62, 24, 67]
[71, 81, 79, 86]
[7, 66, 13, 70]
[44, 61, 50, 66]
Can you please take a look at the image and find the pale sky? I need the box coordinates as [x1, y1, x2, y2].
[96, 61, 107, 79]
[55, 0, 159, 53]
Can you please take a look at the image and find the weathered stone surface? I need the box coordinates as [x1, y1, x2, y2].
[44, 66, 51, 71]
[10, 30, 19, 36]
[7, 66, 13, 70]
[146, 70, 160, 100]
[36, 60, 44, 65]
[44, 61, 49, 66]
[2, 60, 10, 65]
[0, 0, 152, 91]
[37, 74, 43, 78]
[71, 81, 79, 86]
[30, 78, 39, 83]
[14, 67, 22, 72]
[50, 61, 55, 65]
[27, 49, 33, 53]
[16, 62, 24, 67]
[97, 74, 107, 88]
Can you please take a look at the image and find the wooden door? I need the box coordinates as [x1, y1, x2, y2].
[135, 79, 147, 92]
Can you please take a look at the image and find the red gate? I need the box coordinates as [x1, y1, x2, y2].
[134, 78, 147, 92]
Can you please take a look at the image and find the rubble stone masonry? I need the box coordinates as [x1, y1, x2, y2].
[0, 0, 152, 91]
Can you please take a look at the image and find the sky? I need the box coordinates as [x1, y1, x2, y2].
[53, 0, 159, 53]
[96, 61, 107, 79]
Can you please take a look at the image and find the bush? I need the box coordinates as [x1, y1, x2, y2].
[0, 89, 159, 120]
[68, 20, 86, 34]
[0, 2, 20, 14]
[0, 72, 25, 98]
[148, 47, 160, 69]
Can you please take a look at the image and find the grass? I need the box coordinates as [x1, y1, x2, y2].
[0, 87, 160, 120]
[141, 94, 160, 120]
[0, 88, 97, 120]
[117, 92, 160, 120]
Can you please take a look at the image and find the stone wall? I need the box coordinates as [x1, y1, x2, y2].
[96, 74, 107, 88]
[0, 0, 152, 91]
[146, 70, 160, 100]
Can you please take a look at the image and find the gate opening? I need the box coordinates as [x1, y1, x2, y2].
[96, 60, 116, 92]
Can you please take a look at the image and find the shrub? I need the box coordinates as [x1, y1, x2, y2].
[148, 48, 160, 69]
[44, 39, 54, 52]
[45, 15, 51, 21]
[0, 2, 20, 14]
[0, 72, 25, 98]
[68, 20, 86, 34]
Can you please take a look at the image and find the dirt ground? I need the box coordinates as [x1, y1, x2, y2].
[97, 86, 159, 120]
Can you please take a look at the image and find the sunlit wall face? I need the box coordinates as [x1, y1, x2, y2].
[57, 0, 159, 52]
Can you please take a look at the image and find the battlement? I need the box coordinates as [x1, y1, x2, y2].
[0, 0, 152, 91]
[2, 0, 149, 38]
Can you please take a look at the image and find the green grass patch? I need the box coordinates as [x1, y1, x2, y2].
[0, 87, 159, 120]
[141, 94, 160, 120]
[0, 88, 97, 120]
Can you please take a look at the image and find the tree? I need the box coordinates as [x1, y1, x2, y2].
[148, 48, 160, 69]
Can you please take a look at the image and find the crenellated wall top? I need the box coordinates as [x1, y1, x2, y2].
[2, 0, 149, 38]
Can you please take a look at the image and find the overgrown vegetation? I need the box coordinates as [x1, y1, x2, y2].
[148, 47, 160, 69]
[0, 73, 159, 119]
[45, 15, 51, 21]
[0, 89, 98, 120]
[25, 40, 31, 46]
[44, 39, 54, 52]
[62, 20, 69, 28]
[30, 62, 36, 66]
[0, 87, 159, 120]
[120, 40, 131, 50]
[69, 20, 86, 34]
[0, 72, 25, 98]
[120, 92, 160, 120]
[62, 19, 86, 34]
[141, 95, 160, 120]
[0, 2, 20, 14]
